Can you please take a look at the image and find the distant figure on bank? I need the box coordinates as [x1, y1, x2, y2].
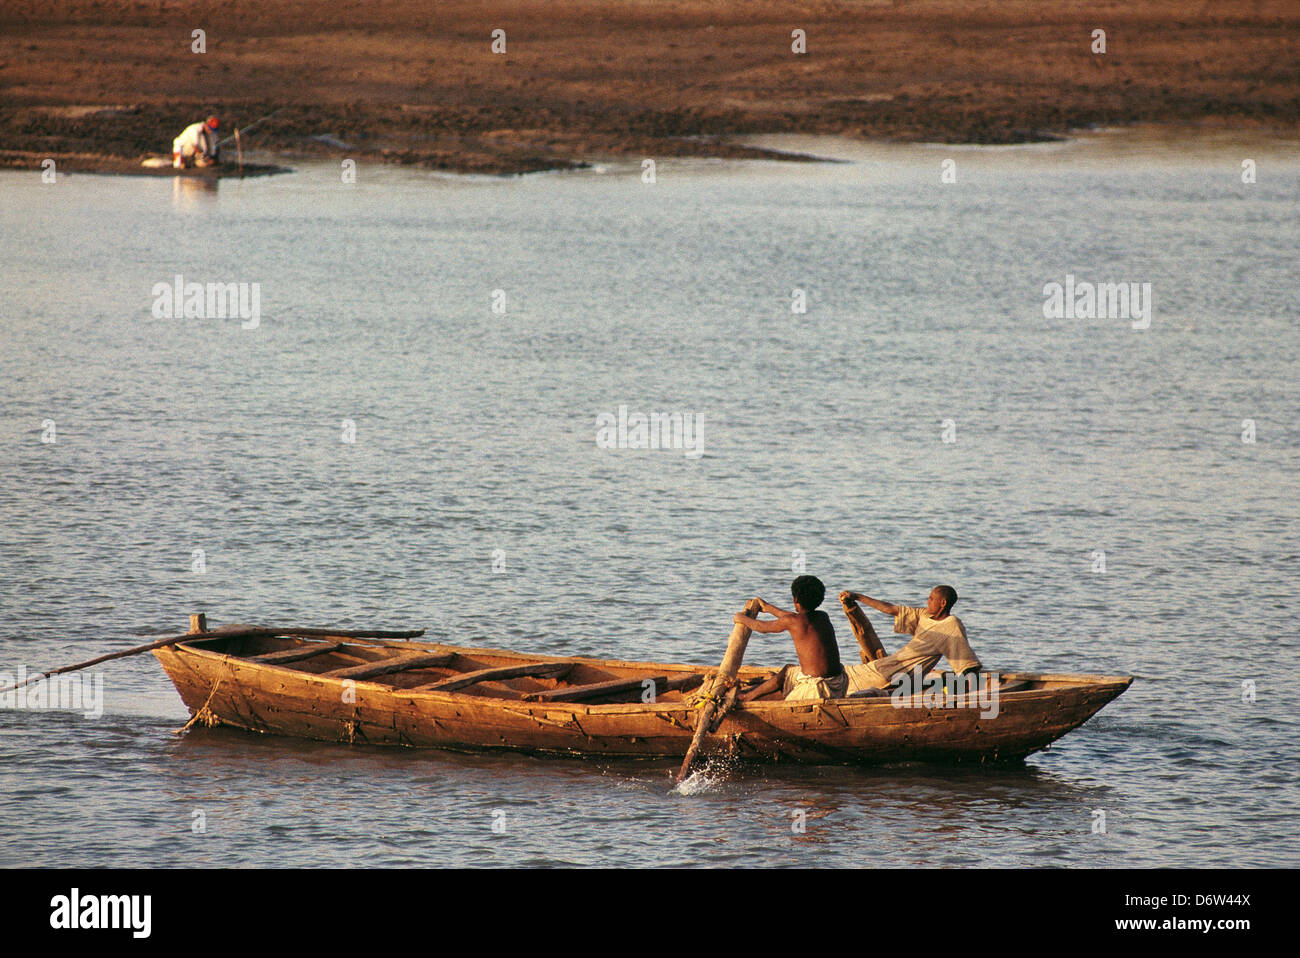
[736, 575, 848, 702]
[173, 116, 220, 169]
[838, 585, 981, 692]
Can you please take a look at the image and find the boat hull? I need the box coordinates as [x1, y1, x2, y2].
[154, 637, 1132, 765]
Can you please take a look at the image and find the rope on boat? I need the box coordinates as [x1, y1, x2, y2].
[175, 679, 223, 733]
[688, 669, 733, 709]
[708, 686, 740, 733]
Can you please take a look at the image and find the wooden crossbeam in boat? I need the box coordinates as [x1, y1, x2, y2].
[323, 652, 456, 681]
[411, 661, 575, 693]
[522, 672, 705, 703]
[664, 673, 707, 694]
[524, 675, 667, 702]
[249, 642, 343, 665]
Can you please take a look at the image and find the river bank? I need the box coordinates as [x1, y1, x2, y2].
[1, 0, 1296, 174]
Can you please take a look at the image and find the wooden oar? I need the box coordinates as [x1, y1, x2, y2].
[675, 598, 761, 784]
[0, 615, 425, 695]
[840, 594, 886, 663]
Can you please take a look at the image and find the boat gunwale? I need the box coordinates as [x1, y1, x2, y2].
[166, 635, 1134, 713]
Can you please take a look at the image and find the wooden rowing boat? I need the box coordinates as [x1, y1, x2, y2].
[153, 619, 1132, 765]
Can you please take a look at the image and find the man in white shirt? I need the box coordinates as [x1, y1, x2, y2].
[172, 116, 220, 169]
[838, 585, 982, 692]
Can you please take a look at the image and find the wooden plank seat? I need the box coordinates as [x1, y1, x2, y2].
[249, 642, 343, 665]
[411, 661, 575, 693]
[522, 672, 707, 703]
[323, 652, 456, 681]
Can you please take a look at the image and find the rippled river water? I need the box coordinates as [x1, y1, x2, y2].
[1, 131, 1296, 867]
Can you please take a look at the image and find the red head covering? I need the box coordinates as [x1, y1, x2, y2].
[206, 116, 219, 129]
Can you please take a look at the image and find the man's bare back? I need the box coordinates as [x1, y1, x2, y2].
[735, 575, 847, 702]
[787, 608, 840, 677]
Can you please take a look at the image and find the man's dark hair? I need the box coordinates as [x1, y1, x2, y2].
[791, 575, 825, 611]
[936, 585, 958, 611]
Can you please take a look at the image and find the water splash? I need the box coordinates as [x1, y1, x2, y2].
[671, 757, 735, 795]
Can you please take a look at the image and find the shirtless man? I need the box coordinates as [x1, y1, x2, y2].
[736, 575, 848, 702]
[838, 585, 981, 692]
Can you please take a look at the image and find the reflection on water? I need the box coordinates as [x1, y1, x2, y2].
[171, 173, 219, 208]
[129, 722, 1134, 867]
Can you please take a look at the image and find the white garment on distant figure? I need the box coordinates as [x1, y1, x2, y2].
[173, 122, 218, 160]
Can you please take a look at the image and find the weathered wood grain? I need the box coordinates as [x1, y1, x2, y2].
[152, 630, 1134, 765]
[250, 642, 343, 664]
[412, 661, 575, 693]
[323, 652, 456, 681]
[524, 675, 668, 703]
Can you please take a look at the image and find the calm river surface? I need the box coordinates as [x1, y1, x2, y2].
[1, 131, 1296, 867]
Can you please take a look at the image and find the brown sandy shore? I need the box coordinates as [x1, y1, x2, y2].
[1, 0, 1297, 175]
